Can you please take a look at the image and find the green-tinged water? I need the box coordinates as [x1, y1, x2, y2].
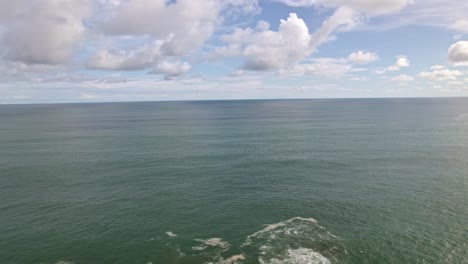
[0, 98, 467, 264]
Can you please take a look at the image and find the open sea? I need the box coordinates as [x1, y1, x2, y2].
[0, 98, 467, 264]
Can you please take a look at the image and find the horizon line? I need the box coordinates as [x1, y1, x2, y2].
[1, 95, 467, 106]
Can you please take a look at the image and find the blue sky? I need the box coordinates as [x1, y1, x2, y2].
[1, 0, 468, 103]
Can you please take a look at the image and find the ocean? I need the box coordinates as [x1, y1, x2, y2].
[0, 98, 467, 264]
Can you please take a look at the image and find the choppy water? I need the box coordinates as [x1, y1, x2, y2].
[0, 98, 467, 264]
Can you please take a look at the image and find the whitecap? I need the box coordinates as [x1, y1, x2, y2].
[165, 217, 344, 263]
[205, 254, 246, 264]
[243, 217, 317, 246]
[242, 216, 345, 263]
[165, 231, 177, 237]
[259, 247, 331, 264]
[193, 238, 230, 251]
[226, 254, 245, 261]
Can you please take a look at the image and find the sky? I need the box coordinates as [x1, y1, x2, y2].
[1, 0, 468, 103]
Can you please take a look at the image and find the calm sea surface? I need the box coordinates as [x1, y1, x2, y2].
[0, 98, 467, 264]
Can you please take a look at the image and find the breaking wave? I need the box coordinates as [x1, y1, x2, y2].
[160, 217, 346, 264]
[193, 238, 230, 251]
[259, 248, 331, 264]
[165, 231, 177, 237]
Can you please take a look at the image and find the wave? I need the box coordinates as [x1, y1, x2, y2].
[193, 238, 230, 251]
[242, 217, 318, 246]
[165, 231, 177, 237]
[160, 216, 345, 264]
[241, 217, 345, 264]
[206, 254, 246, 264]
[259, 248, 331, 264]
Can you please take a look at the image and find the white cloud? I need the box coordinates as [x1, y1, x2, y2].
[87, 41, 166, 71]
[152, 60, 191, 79]
[419, 68, 463, 81]
[448, 41, 468, 66]
[430, 65, 446, 70]
[310, 6, 360, 42]
[388, 55, 410, 71]
[391, 74, 414, 82]
[209, 44, 242, 60]
[98, 0, 220, 56]
[450, 19, 468, 33]
[347, 51, 379, 64]
[376, 55, 410, 74]
[220, 13, 314, 70]
[222, 0, 261, 16]
[0, 0, 92, 65]
[87, 0, 260, 75]
[350, 76, 368, 81]
[0, 61, 62, 83]
[219, 9, 359, 71]
[0, 1, 26, 22]
[274, 0, 412, 15]
[356, 0, 468, 32]
[287, 58, 366, 78]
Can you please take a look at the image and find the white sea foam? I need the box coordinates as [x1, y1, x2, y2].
[193, 238, 230, 251]
[242, 216, 345, 263]
[242, 217, 317, 246]
[173, 217, 344, 263]
[165, 231, 177, 237]
[226, 254, 245, 261]
[259, 247, 331, 264]
[205, 254, 246, 264]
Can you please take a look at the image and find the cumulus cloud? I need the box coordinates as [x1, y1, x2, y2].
[152, 60, 192, 79]
[220, 13, 314, 70]
[87, 41, 164, 70]
[448, 41, 468, 66]
[275, 0, 412, 15]
[209, 44, 243, 60]
[347, 51, 379, 64]
[98, 0, 220, 56]
[376, 55, 410, 74]
[419, 67, 463, 81]
[87, 0, 260, 76]
[0, 61, 61, 82]
[219, 9, 360, 71]
[0, 0, 92, 65]
[388, 55, 410, 71]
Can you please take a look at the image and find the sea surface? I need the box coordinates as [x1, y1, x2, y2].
[0, 98, 467, 264]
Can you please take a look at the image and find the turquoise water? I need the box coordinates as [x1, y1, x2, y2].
[0, 98, 467, 264]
